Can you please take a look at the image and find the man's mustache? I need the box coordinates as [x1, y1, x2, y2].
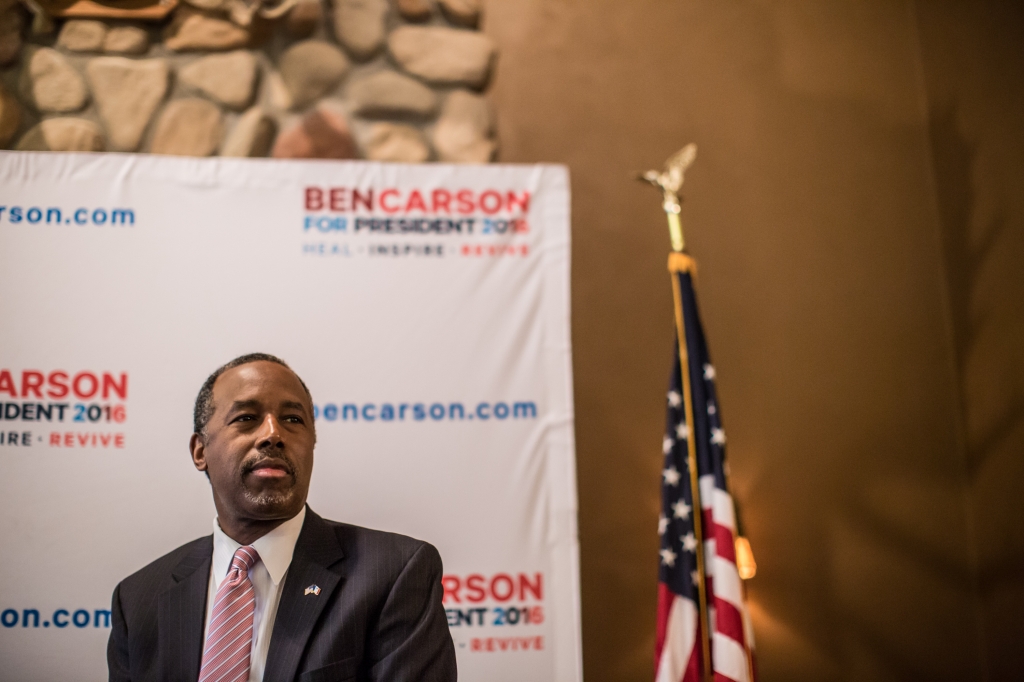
[241, 450, 296, 477]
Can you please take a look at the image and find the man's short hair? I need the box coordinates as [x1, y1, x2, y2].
[193, 353, 313, 436]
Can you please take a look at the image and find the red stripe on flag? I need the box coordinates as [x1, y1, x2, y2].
[655, 581, 675, 668]
[713, 598, 746, 646]
[714, 523, 736, 562]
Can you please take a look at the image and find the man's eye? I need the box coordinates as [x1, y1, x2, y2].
[284, 415, 304, 423]
[233, 414, 256, 423]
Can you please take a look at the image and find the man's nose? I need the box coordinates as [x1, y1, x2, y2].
[256, 414, 284, 448]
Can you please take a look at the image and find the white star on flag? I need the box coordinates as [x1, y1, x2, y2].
[703, 363, 716, 380]
[660, 548, 677, 567]
[711, 427, 726, 445]
[662, 466, 681, 486]
[658, 515, 669, 535]
[663, 436, 674, 454]
[676, 423, 689, 440]
[672, 500, 691, 520]
[691, 570, 700, 586]
[707, 401, 717, 415]
[682, 532, 697, 552]
[667, 390, 682, 408]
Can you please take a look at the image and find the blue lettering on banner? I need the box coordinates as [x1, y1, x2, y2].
[303, 215, 347, 232]
[312, 401, 538, 423]
[0, 607, 111, 629]
[0, 206, 135, 226]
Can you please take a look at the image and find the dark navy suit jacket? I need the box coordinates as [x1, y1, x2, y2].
[107, 508, 457, 682]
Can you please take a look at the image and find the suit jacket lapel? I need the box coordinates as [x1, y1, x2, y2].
[264, 508, 346, 682]
[158, 536, 212, 682]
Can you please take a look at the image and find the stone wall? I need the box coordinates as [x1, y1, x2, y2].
[0, 0, 498, 161]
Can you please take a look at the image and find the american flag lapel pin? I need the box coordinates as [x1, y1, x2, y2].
[304, 584, 321, 596]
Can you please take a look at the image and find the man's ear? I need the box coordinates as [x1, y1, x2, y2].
[190, 432, 208, 472]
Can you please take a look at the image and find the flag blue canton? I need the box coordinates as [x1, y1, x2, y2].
[677, 267, 729, 494]
[659, 350, 700, 600]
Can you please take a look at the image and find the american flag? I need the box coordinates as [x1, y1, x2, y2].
[655, 254, 755, 682]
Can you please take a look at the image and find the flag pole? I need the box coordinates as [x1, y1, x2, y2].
[640, 145, 713, 682]
[669, 248, 713, 682]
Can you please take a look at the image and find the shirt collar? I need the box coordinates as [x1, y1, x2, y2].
[211, 506, 306, 586]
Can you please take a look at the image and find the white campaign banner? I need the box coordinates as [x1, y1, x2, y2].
[0, 152, 580, 682]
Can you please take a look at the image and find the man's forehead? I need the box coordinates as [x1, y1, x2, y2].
[212, 361, 308, 403]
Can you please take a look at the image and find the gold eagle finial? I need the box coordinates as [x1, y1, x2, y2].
[639, 144, 697, 252]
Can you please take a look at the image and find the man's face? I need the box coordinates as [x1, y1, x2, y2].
[190, 361, 315, 525]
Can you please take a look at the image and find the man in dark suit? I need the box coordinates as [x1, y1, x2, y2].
[107, 353, 457, 682]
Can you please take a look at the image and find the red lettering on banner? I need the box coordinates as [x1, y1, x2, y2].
[47, 371, 69, 398]
[490, 574, 514, 602]
[460, 244, 530, 258]
[520, 572, 543, 601]
[507, 191, 530, 213]
[0, 371, 15, 397]
[305, 187, 324, 210]
[304, 187, 532, 215]
[442, 575, 461, 603]
[470, 637, 544, 652]
[0, 371, 127, 398]
[21, 371, 44, 398]
[380, 189, 401, 213]
[50, 432, 125, 448]
[465, 574, 486, 603]
[456, 190, 475, 214]
[353, 189, 373, 212]
[329, 188, 347, 211]
[405, 190, 428, 212]
[442, 573, 544, 603]
[73, 372, 98, 399]
[102, 373, 128, 399]
[479, 190, 502, 215]
[432, 189, 452, 213]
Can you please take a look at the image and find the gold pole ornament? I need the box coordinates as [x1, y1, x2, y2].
[639, 143, 697, 253]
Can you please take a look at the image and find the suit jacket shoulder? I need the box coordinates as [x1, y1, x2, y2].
[327, 519, 436, 575]
[108, 536, 213, 682]
[116, 535, 212, 611]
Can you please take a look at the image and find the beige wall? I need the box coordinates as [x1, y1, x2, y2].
[484, 1, 1024, 680]
[916, 1, 1024, 679]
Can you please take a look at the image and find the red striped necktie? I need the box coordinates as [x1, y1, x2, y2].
[199, 545, 261, 682]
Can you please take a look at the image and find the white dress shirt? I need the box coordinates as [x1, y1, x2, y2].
[204, 506, 306, 682]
